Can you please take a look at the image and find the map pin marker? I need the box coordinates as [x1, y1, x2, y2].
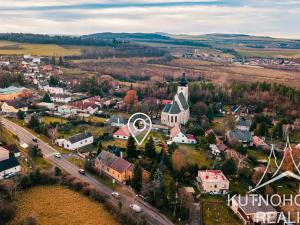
[127, 113, 152, 146]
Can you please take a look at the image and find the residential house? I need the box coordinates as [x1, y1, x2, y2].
[209, 144, 220, 156]
[51, 94, 72, 103]
[35, 102, 56, 110]
[55, 132, 93, 151]
[196, 170, 229, 194]
[161, 73, 190, 127]
[95, 150, 133, 182]
[57, 105, 77, 116]
[107, 115, 127, 127]
[43, 86, 64, 95]
[113, 124, 131, 140]
[167, 125, 197, 144]
[235, 117, 252, 131]
[2, 144, 21, 158]
[82, 96, 101, 106]
[253, 136, 270, 150]
[0, 147, 9, 161]
[72, 101, 98, 116]
[0, 157, 21, 180]
[24, 112, 43, 124]
[230, 195, 278, 225]
[1, 100, 28, 113]
[226, 130, 253, 147]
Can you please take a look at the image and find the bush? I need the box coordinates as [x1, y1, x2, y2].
[0, 202, 16, 225]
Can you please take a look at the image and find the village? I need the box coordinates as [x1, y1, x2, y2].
[1, 53, 300, 225]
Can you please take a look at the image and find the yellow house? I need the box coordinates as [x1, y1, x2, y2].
[95, 151, 133, 182]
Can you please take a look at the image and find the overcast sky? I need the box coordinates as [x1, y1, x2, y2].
[0, 0, 299, 38]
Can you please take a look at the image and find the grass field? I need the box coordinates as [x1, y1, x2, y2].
[42, 116, 69, 125]
[202, 201, 242, 225]
[0, 41, 81, 56]
[172, 145, 213, 170]
[236, 47, 300, 58]
[10, 186, 119, 225]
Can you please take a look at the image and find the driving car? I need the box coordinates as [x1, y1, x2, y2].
[54, 152, 61, 158]
[111, 192, 120, 199]
[78, 169, 85, 175]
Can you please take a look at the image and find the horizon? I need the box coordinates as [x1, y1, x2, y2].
[0, 0, 299, 39]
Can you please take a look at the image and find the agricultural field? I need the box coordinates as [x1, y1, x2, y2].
[42, 116, 69, 125]
[10, 186, 119, 225]
[236, 47, 300, 58]
[0, 41, 81, 56]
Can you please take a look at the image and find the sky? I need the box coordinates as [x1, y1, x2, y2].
[0, 0, 299, 38]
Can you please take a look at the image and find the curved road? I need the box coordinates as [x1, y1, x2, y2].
[2, 118, 174, 225]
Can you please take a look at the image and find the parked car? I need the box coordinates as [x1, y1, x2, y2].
[78, 169, 85, 175]
[54, 152, 61, 158]
[32, 137, 38, 143]
[4, 173, 16, 179]
[129, 204, 142, 213]
[111, 192, 120, 199]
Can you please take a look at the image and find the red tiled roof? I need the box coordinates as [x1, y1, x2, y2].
[2, 144, 20, 153]
[113, 125, 130, 137]
[186, 134, 196, 140]
[162, 100, 172, 105]
[72, 101, 98, 109]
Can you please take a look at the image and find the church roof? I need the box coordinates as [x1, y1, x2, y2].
[178, 92, 189, 110]
[178, 73, 188, 86]
[169, 101, 181, 114]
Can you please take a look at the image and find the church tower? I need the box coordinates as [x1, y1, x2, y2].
[177, 72, 188, 101]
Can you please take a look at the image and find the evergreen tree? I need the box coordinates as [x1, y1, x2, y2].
[132, 162, 143, 193]
[127, 136, 137, 158]
[222, 159, 237, 176]
[42, 93, 52, 103]
[145, 137, 156, 158]
[51, 56, 56, 65]
[49, 75, 59, 87]
[206, 104, 214, 121]
[17, 110, 25, 120]
[97, 142, 103, 155]
[58, 56, 64, 66]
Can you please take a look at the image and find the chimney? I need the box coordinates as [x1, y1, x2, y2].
[120, 151, 123, 159]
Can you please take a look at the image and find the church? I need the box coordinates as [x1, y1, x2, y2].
[161, 73, 190, 127]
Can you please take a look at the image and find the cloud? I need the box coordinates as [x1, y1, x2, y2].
[0, 0, 299, 38]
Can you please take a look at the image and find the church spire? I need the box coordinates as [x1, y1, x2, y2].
[178, 72, 188, 87]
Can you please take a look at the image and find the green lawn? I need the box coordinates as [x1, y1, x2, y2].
[59, 125, 105, 139]
[42, 116, 69, 125]
[202, 201, 242, 225]
[172, 145, 213, 170]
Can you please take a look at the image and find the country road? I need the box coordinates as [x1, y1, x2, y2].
[1, 118, 174, 225]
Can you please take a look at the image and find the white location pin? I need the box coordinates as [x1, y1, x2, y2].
[127, 113, 152, 146]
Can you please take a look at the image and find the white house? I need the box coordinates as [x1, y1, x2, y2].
[113, 124, 131, 140]
[209, 144, 220, 156]
[161, 73, 190, 127]
[0, 157, 21, 180]
[2, 145, 21, 158]
[55, 132, 93, 150]
[43, 86, 64, 95]
[196, 170, 229, 194]
[1, 100, 28, 113]
[57, 105, 77, 116]
[107, 115, 127, 127]
[167, 125, 197, 145]
[230, 195, 278, 225]
[51, 94, 72, 103]
[235, 117, 252, 131]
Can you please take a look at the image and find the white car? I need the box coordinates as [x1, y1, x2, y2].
[111, 192, 120, 199]
[54, 152, 61, 158]
[129, 204, 142, 213]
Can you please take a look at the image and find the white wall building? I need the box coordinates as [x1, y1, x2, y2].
[51, 94, 72, 103]
[167, 125, 196, 145]
[55, 132, 93, 151]
[196, 170, 229, 194]
[0, 157, 21, 180]
[161, 73, 190, 127]
[43, 86, 64, 95]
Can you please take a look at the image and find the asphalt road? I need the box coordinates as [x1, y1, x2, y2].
[2, 118, 174, 225]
